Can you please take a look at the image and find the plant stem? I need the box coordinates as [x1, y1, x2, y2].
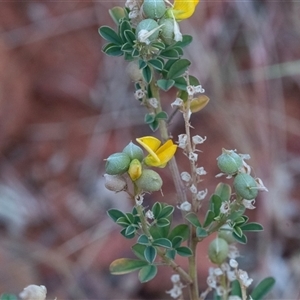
[188, 226, 199, 300]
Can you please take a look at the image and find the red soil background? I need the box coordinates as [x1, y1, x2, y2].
[0, 1, 300, 299]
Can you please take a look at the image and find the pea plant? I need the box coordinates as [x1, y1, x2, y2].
[100, 1, 275, 300]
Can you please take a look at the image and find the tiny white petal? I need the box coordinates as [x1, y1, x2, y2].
[242, 199, 256, 210]
[171, 274, 181, 283]
[220, 201, 230, 214]
[189, 152, 198, 162]
[173, 20, 182, 42]
[196, 189, 208, 201]
[239, 153, 251, 160]
[19, 285, 47, 300]
[178, 201, 191, 212]
[148, 97, 158, 108]
[207, 275, 217, 288]
[228, 245, 240, 259]
[194, 85, 205, 93]
[196, 167, 207, 176]
[146, 210, 154, 220]
[181, 172, 191, 182]
[227, 270, 237, 281]
[171, 98, 183, 108]
[256, 177, 268, 192]
[229, 259, 238, 268]
[189, 184, 197, 194]
[135, 194, 144, 206]
[214, 268, 223, 276]
[187, 85, 195, 96]
[178, 134, 188, 149]
[192, 135, 207, 145]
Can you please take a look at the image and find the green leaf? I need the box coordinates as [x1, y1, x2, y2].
[152, 238, 172, 249]
[152, 202, 162, 219]
[203, 210, 215, 227]
[125, 213, 135, 224]
[233, 226, 243, 238]
[102, 43, 123, 56]
[214, 183, 232, 202]
[132, 48, 140, 57]
[142, 65, 152, 83]
[156, 218, 170, 227]
[137, 234, 149, 245]
[171, 236, 183, 249]
[98, 26, 122, 44]
[250, 277, 275, 300]
[173, 75, 200, 91]
[138, 265, 157, 283]
[167, 59, 191, 79]
[157, 79, 175, 91]
[107, 209, 125, 222]
[149, 120, 159, 132]
[119, 20, 132, 42]
[185, 212, 202, 227]
[228, 206, 245, 221]
[124, 29, 136, 45]
[151, 41, 166, 50]
[148, 59, 164, 71]
[155, 111, 168, 120]
[166, 249, 176, 259]
[232, 232, 247, 244]
[138, 59, 147, 69]
[0, 295, 17, 300]
[121, 42, 133, 52]
[196, 227, 208, 238]
[240, 222, 264, 232]
[210, 195, 222, 216]
[132, 243, 147, 260]
[230, 280, 242, 297]
[144, 245, 157, 263]
[109, 6, 126, 25]
[176, 246, 193, 257]
[174, 35, 193, 48]
[116, 216, 131, 227]
[158, 205, 174, 219]
[235, 215, 248, 225]
[163, 59, 177, 72]
[145, 113, 156, 124]
[110, 258, 148, 274]
[125, 225, 136, 236]
[120, 227, 135, 239]
[160, 49, 180, 59]
[168, 224, 189, 242]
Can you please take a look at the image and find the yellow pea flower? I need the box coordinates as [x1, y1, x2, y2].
[136, 136, 177, 168]
[167, 0, 200, 21]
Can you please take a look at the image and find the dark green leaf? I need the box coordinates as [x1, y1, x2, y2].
[137, 234, 149, 245]
[124, 52, 134, 61]
[168, 224, 189, 242]
[125, 213, 134, 224]
[116, 216, 131, 227]
[132, 243, 147, 260]
[152, 41, 166, 50]
[125, 225, 136, 236]
[158, 205, 174, 219]
[156, 218, 170, 227]
[157, 79, 175, 91]
[121, 42, 133, 52]
[173, 77, 188, 90]
[167, 59, 191, 79]
[139, 59, 147, 69]
[109, 6, 126, 25]
[102, 43, 123, 56]
[138, 265, 157, 283]
[196, 227, 208, 238]
[240, 222, 264, 232]
[148, 59, 164, 71]
[210, 195, 222, 216]
[107, 209, 125, 222]
[160, 49, 180, 59]
[124, 29, 136, 45]
[98, 26, 122, 44]
[176, 246, 193, 257]
[110, 258, 148, 274]
[172, 46, 183, 56]
[214, 183, 232, 202]
[152, 238, 172, 249]
[228, 206, 245, 221]
[163, 59, 177, 72]
[232, 232, 247, 244]
[120, 227, 135, 239]
[119, 20, 132, 42]
[185, 212, 202, 227]
[144, 245, 157, 263]
[132, 48, 140, 57]
[233, 226, 243, 238]
[174, 35, 193, 48]
[235, 216, 248, 225]
[155, 111, 168, 120]
[149, 120, 159, 132]
[231, 280, 242, 297]
[203, 210, 215, 227]
[250, 277, 275, 300]
[166, 249, 176, 259]
[171, 236, 183, 249]
[142, 65, 152, 83]
[152, 202, 162, 219]
[145, 113, 156, 124]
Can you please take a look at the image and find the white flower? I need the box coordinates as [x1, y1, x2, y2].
[181, 171, 191, 182]
[173, 19, 182, 42]
[216, 286, 225, 296]
[229, 296, 242, 300]
[137, 29, 151, 44]
[188, 152, 198, 162]
[242, 199, 256, 210]
[196, 189, 208, 201]
[207, 275, 217, 288]
[227, 270, 237, 281]
[194, 85, 205, 93]
[178, 134, 188, 149]
[256, 177, 268, 192]
[196, 167, 207, 176]
[187, 85, 195, 96]
[148, 98, 158, 108]
[19, 285, 47, 300]
[166, 285, 183, 299]
[192, 135, 207, 145]
[214, 268, 223, 276]
[237, 270, 253, 287]
[134, 89, 145, 99]
[178, 201, 191, 212]
[189, 184, 197, 194]
[239, 153, 251, 160]
[229, 259, 238, 268]
[171, 97, 183, 108]
[145, 210, 154, 220]
[171, 274, 181, 283]
[220, 201, 230, 214]
[135, 194, 144, 205]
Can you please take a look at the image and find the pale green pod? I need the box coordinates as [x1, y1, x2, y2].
[104, 174, 127, 192]
[136, 19, 160, 42]
[143, 0, 167, 19]
[234, 173, 258, 200]
[208, 238, 229, 265]
[218, 224, 236, 244]
[126, 61, 143, 82]
[135, 169, 163, 192]
[105, 152, 131, 175]
[217, 149, 243, 175]
[159, 18, 175, 45]
[122, 141, 144, 161]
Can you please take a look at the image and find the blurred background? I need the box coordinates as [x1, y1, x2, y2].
[0, 1, 300, 299]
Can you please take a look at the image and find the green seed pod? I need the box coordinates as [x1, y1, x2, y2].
[136, 19, 160, 43]
[159, 18, 175, 45]
[218, 225, 236, 244]
[135, 169, 163, 192]
[104, 174, 127, 192]
[208, 238, 229, 265]
[234, 173, 258, 200]
[126, 61, 143, 82]
[143, 0, 167, 19]
[122, 141, 144, 161]
[105, 152, 131, 175]
[217, 148, 243, 175]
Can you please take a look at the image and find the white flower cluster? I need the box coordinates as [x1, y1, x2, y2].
[166, 274, 185, 299]
[125, 0, 143, 25]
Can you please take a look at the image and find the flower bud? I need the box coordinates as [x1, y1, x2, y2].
[217, 149, 243, 175]
[135, 169, 163, 192]
[104, 174, 127, 192]
[208, 238, 229, 265]
[233, 173, 258, 200]
[128, 159, 142, 181]
[218, 225, 236, 244]
[122, 141, 144, 161]
[136, 19, 160, 43]
[159, 18, 175, 45]
[143, 0, 166, 19]
[105, 152, 131, 175]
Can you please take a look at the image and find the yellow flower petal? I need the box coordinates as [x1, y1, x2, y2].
[172, 0, 200, 21]
[128, 159, 142, 181]
[136, 136, 161, 163]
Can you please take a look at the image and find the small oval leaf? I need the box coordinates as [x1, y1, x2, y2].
[138, 265, 157, 283]
[110, 258, 148, 275]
